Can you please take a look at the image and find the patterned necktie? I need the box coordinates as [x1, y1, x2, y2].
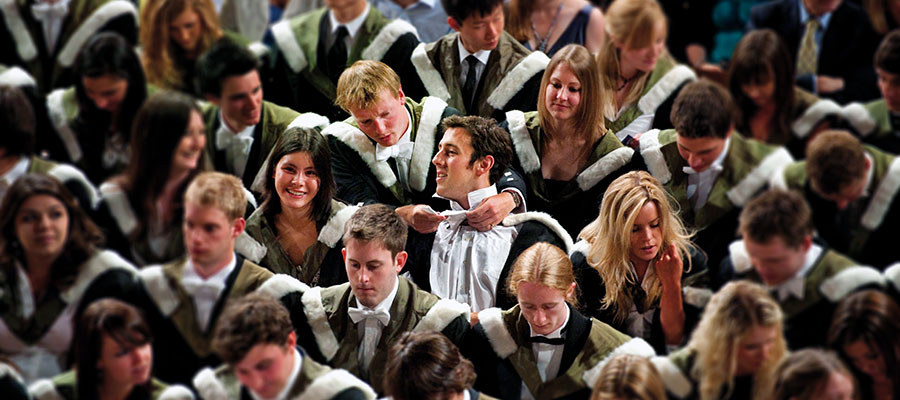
[796, 18, 819, 76]
[328, 26, 349, 84]
[462, 55, 479, 113]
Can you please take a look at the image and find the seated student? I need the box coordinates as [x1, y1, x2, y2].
[326, 60, 525, 234]
[573, 171, 708, 354]
[239, 127, 356, 286]
[411, 0, 547, 121]
[773, 349, 855, 400]
[0, 0, 138, 94]
[134, 172, 273, 387]
[267, 0, 424, 123]
[859, 30, 900, 154]
[638, 79, 794, 270]
[464, 242, 653, 399]
[505, 0, 605, 56]
[590, 354, 666, 400]
[721, 189, 882, 349]
[770, 130, 900, 269]
[256, 204, 471, 393]
[29, 299, 194, 400]
[652, 280, 786, 400]
[193, 293, 375, 400]
[383, 331, 494, 400]
[404, 115, 573, 312]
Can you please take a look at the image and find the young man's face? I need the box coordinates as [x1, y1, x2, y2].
[212, 70, 263, 132]
[433, 127, 488, 206]
[676, 133, 729, 173]
[183, 202, 244, 271]
[234, 332, 297, 399]
[876, 67, 900, 113]
[347, 88, 410, 147]
[343, 238, 406, 308]
[449, 4, 504, 53]
[744, 235, 811, 286]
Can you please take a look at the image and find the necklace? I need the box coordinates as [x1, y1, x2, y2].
[617, 72, 638, 91]
[531, 2, 563, 53]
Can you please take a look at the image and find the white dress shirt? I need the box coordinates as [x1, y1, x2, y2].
[522, 306, 570, 400]
[457, 39, 490, 87]
[182, 254, 237, 332]
[328, 4, 370, 52]
[249, 348, 302, 400]
[374, 110, 414, 191]
[216, 111, 257, 178]
[0, 156, 30, 201]
[31, 0, 70, 53]
[430, 185, 517, 312]
[767, 244, 823, 302]
[684, 136, 731, 210]
[352, 276, 399, 373]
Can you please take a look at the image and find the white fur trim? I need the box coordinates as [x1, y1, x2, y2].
[638, 129, 671, 184]
[861, 158, 900, 230]
[569, 239, 591, 257]
[477, 307, 518, 358]
[884, 263, 900, 293]
[583, 338, 656, 389]
[791, 99, 841, 138]
[682, 286, 713, 308]
[242, 186, 258, 209]
[272, 19, 308, 73]
[729, 240, 752, 274]
[288, 112, 330, 131]
[158, 385, 195, 400]
[257, 274, 310, 299]
[408, 97, 446, 191]
[769, 164, 789, 190]
[46, 88, 83, 162]
[414, 298, 470, 332]
[726, 147, 793, 207]
[841, 103, 877, 136]
[0, 66, 35, 87]
[317, 203, 359, 247]
[298, 369, 377, 400]
[99, 182, 138, 236]
[361, 18, 418, 61]
[248, 41, 269, 59]
[193, 368, 229, 400]
[139, 265, 180, 316]
[650, 356, 693, 399]
[58, 1, 137, 67]
[638, 66, 696, 115]
[487, 51, 549, 110]
[60, 250, 136, 304]
[323, 121, 397, 188]
[0, 362, 24, 384]
[301, 287, 340, 361]
[28, 379, 63, 400]
[49, 163, 99, 208]
[502, 211, 574, 254]
[0, 0, 37, 61]
[411, 43, 451, 101]
[505, 110, 540, 173]
[577, 147, 634, 191]
[235, 231, 267, 263]
[820, 266, 886, 303]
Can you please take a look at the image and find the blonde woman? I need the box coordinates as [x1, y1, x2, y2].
[573, 170, 706, 353]
[464, 242, 653, 400]
[652, 281, 787, 400]
[590, 354, 666, 400]
[505, 0, 605, 56]
[596, 0, 695, 144]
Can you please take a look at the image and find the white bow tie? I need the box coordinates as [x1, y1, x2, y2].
[31, 1, 68, 21]
[683, 164, 724, 175]
[348, 306, 390, 326]
[216, 129, 253, 152]
[182, 278, 225, 298]
[375, 142, 414, 162]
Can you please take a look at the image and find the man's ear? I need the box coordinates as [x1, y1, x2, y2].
[475, 155, 494, 177]
[393, 250, 408, 273]
[232, 217, 246, 238]
[447, 16, 461, 32]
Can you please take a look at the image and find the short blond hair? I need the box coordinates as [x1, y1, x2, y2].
[184, 172, 246, 220]
[334, 60, 402, 112]
[506, 242, 578, 307]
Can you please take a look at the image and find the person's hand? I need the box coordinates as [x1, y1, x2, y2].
[396, 204, 445, 234]
[470, 311, 479, 327]
[817, 75, 845, 93]
[656, 243, 683, 289]
[466, 192, 516, 231]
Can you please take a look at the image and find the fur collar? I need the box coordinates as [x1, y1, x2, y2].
[138, 265, 179, 316]
[46, 88, 83, 163]
[48, 163, 98, 208]
[577, 147, 635, 191]
[638, 129, 672, 184]
[477, 307, 518, 358]
[728, 240, 752, 274]
[411, 42, 451, 100]
[792, 100, 878, 138]
[486, 51, 549, 110]
[884, 263, 900, 293]
[650, 356, 693, 398]
[569, 239, 591, 257]
[318, 202, 359, 247]
[60, 250, 136, 304]
[0, 66, 35, 87]
[861, 157, 900, 230]
[413, 298, 470, 333]
[502, 211, 574, 254]
[298, 369, 377, 400]
[637, 65, 696, 114]
[301, 287, 340, 361]
[505, 110, 541, 173]
[726, 147, 793, 207]
[582, 338, 656, 389]
[408, 97, 447, 192]
[360, 19, 418, 61]
[58, 1, 137, 67]
[820, 266, 886, 303]
[323, 122, 398, 189]
[193, 368, 228, 400]
[271, 19, 308, 73]
[257, 274, 310, 300]
[0, 0, 37, 61]
[234, 231, 268, 264]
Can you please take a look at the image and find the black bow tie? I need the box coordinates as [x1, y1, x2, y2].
[526, 335, 566, 345]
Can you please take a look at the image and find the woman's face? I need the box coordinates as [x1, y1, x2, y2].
[734, 324, 779, 376]
[843, 340, 888, 381]
[15, 194, 69, 263]
[171, 110, 206, 173]
[96, 334, 152, 389]
[544, 62, 582, 123]
[616, 21, 666, 74]
[517, 281, 572, 335]
[629, 201, 662, 265]
[741, 76, 776, 108]
[82, 75, 128, 113]
[273, 151, 320, 215]
[169, 7, 203, 54]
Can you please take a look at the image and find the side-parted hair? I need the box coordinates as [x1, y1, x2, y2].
[0, 174, 104, 287]
[0, 85, 35, 156]
[141, 0, 223, 90]
[383, 331, 476, 400]
[875, 29, 900, 74]
[688, 280, 786, 400]
[260, 127, 335, 222]
[738, 189, 813, 248]
[195, 38, 261, 97]
[579, 171, 693, 323]
[440, 115, 512, 184]
[75, 299, 153, 400]
[334, 60, 402, 113]
[597, 0, 670, 120]
[805, 130, 868, 196]
[671, 80, 734, 139]
[441, 0, 503, 25]
[184, 172, 247, 221]
[343, 204, 407, 257]
[213, 292, 294, 364]
[590, 354, 666, 400]
[773, 349, 855, 400]
[539, 44, 605, 143]
[506, 242, 579, 308]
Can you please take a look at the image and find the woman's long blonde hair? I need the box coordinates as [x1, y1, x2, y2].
[538, 44, 605, 144]
[578, 171, 692, 323]
[688, 281, 786, 400]
[596, 0, 672, 120]
[140, 0, 222, 90]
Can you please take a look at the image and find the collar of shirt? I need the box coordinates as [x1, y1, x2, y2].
[250, 348, 302, 400]
[449, 184, 498, 212]
[768, 243, 823, 302]
[683, 135, 731, 176]
[461, 388, 471, 400]
[374, 108, 414, 161]
[329, 4, 370, 38]
[217, 110, 257, 148]
[457, 38, 491, 67]
[0, 156, 31, 193]
[528, 304, 570, 340]
[798, 0, 833, 30]
[637, 260, 657, 293]
[31, 0, 69, 19]
[182, 253, 237, 296]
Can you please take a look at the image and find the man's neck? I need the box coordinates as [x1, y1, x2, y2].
[332, 0, 367, 23]
[192, 252, 234, 280]
[223, 114, 249, 134]
[455, 181, 491, 209]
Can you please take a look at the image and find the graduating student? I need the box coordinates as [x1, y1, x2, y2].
[505, 0, 605, 56]
[403, 115, 573, 311]
[134, 172, 273, 387]
[858, 30, 900, 154]
[411, 0, 547, 121]
[772, 349, 855, 400]
[589, 354, 666, 400]
[192, 293, 375, 400]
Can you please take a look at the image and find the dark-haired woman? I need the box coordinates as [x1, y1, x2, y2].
[28, 299, 193, 400]
[239, 127, 355, 286]
[0, 174, 137, 383]
[94, 90, 208, 266]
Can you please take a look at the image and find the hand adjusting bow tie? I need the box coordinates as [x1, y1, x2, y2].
[375, 142, 414, 162]
[31, 1, 68, 21]
[348, 307, 390, 326]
